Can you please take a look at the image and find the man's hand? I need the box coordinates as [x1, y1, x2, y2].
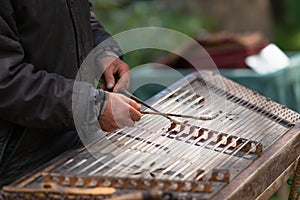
[98, 56, 130, 92]
[99, 93, 141, 132]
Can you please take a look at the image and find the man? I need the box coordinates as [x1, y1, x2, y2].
[0, 0, 141, 187]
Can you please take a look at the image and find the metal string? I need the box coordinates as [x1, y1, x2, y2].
[66, 76, 291, 183]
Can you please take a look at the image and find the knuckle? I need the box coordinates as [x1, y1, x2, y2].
[123, 63, 129, 68]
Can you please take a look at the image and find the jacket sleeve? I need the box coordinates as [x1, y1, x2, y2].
[89, 3, 112, 46]
[0, 4, 90, 132]
[89, 2, 122, 57]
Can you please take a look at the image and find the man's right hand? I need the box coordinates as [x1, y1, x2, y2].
[98, 93, 141, 132]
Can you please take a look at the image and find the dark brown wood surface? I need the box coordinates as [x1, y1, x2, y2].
[212, 123, 300, 200]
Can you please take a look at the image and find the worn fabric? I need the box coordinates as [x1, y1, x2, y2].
[0, 0, 117, 187]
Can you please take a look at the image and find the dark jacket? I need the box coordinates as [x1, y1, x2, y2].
[0, 0, 114, 185]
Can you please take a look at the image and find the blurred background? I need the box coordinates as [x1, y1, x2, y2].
[92, 0, 300, 108]
[92, 0, 300, 115]
[92, 0, 300, 66]
[91, 1, 299, 199]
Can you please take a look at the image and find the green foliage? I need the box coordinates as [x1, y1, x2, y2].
[91, 0, 204, 67]
[92, 0, 203, 35]
[273, 0, 300, 51]
[269, 195, 278, 200]
[91, 0, 300, 64]
[274, 25, 300, 51]
[285, 0, 300, 29]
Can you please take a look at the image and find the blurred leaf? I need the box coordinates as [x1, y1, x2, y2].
[91, 0, 205, 67]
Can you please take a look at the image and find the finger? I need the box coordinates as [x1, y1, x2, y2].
[99, 117, 118, 132]
[115, 61, 129, 77]
[113, 72, 130, 92]
[103, 67, 115, 89]
[127, 121, 135, 127]
[112, 61, 130, 92]
[129, 106, 142, 122]
[115, 117, 135, 128]
[124, 119, 135, 127]
[128, 99, 141, 111]
[119, 95, 141, 110]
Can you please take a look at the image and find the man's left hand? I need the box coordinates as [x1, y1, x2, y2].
[98, 56, 130, 92]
